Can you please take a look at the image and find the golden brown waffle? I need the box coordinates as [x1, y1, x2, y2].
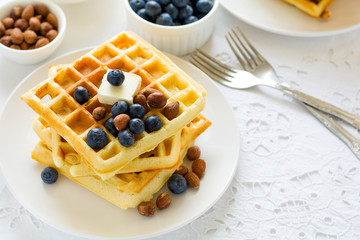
[22, 31, 207, 180]
[282, 0, 334, 18]
[31, 115, 211, 209]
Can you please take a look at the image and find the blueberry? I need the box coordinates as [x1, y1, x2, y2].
[130, 0, 146, 12]
[158, 0, 171, 5]
[145, 1, 162, 18]
[73, 86, 90, 105]
[107, 69, 125, 86]
[104, 117, 119, 136]
[137, 8, 150, 20]
[118, 130, 135, 147]
[41, 167, 58, 184]
[184, 15, 198, 24]
[128, 104, 146, 119]
[111, 100, 128, 117]
[178, 5, 193, 20]
[87, 128, 108, 149]
[196, 0, 213, 14]
[145, 115, 162, 132]
[172, 0, 188, 8]
[128, 118, 145, 134]
[167, 174, 187, 194]
[164, 3, 179, 19]
[156, 13, 173, 25]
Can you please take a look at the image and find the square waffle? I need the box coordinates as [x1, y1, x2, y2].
[31, 115, 212, 209]
[21, 31, 207, 180]
[282, 0, 335, 18]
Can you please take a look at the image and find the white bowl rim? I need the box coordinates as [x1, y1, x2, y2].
[124, 0, 219, 30]
[0, 0, 67, 54]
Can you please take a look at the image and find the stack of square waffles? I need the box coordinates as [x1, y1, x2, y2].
[22, 31, 211, 209]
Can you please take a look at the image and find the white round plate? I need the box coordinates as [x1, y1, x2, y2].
[0, 48, 240, 239]
[220, 0, 360, 37]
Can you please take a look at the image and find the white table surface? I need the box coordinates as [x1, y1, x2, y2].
[1, 0, 360, 239]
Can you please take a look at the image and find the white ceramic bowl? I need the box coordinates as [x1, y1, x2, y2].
[123, 0, 219, 56]
[0, 0, 66, 64]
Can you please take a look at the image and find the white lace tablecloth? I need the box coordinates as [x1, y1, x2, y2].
[1, 1, 360, 239]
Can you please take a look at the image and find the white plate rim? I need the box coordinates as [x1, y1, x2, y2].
[0, 48, 240, 239]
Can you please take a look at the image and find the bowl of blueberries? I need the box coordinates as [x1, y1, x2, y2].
[124, 0, 218, 56]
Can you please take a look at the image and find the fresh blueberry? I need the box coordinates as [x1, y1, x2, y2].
[184, 15, 198, 24]
[111, 100, 128, 117]
[104, 117, 119, 136]
[158, 0, 171, 5]
[196, 0, 213, 14]
[128, 118, 145, 134]
[156, 13, 173, 25]
[118, 130, 135, 147]
[130, 0, 146, 12]
[167, 174, 187, 194]
[164, 3, 179, 19]
[178, 5, 193, 20]
[196, 12, 207, 19]
[172, 0, 188, 8]
[107, 69, 125, 86]
[145, 115, 162, 132]
[87, 128, 108, 149]
[41, 167, 58, 184]
[145, 1, 162, 18]
[128, 104, 146, 119]
[73, 86, 90, 105]
[137, 8, 150, 20]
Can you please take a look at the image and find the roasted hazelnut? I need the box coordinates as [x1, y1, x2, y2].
[29, 17, 41, 32]
[192, 158, 206, 179]
[46, 13, 58, 29]
[175, 165, 188, 176]
[10, 44, 20, 50]
[0, 36, 11, 47]
[114, 114, 130, 131]
[46, 29, 57, 41]
[156, 193, 171, 210]
[147, 92, 167, 108]
[2, 17, 14, 29]
[40, 21, 53, 36]
[163, 101, 179, 120]
[21, 4, 34, 21]
[133, 94, 148, 111]
[142, 88, 160, 98]
[35, 37, 49, 48]
[0, 22, 5, 37]
[23, 30, 37, 44]
[20, 41, 29, 50]
[10, 28, 23, 45]
[5, 29, 13, 36]
[187, 145, 201, 161]
[14, 18, 29, 31]
[137, 201, 156, 216]
[34, 3, 49, 18]
[10, 6, 23, 21]
[92, 107, 106, 120]
[185, 172, 200, 188]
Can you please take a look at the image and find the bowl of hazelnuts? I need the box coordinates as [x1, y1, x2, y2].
[0, 0, 66, 64]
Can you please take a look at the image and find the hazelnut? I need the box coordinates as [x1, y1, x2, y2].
[175, 165, 188, 176]
[21, 4, 34, 21]
[20, 41, 29, 50]
[34, 3, 49, 18]
[147, 92, 167, 108]
[185, 172, 200, 188]
[10, 28, 23, 45]
[28, 44, 35, 50]
[163, 101, 179, 120]
[2, 17, 14, 29]
[141, 87, 160, 98]
[46, 29, 57, 41]
[5, 29, 13, 36]
[187, 145, 201, 160]
[24, 30, 37, 44]
[114, 114, 130, 131]
[35, 37, 49, 48]
[46, 13, 58, 29]
[137, 201, 156, 216]
[14, 18, 29, 31]
[10, 44, 20, 50]
[0, 36, 11, 47]
[29, 17, 41, 32]
[133, 94, 148, 111]
[0, 22, 5, 37]
[192, 158, 206, 179]
[40, 21, 53, 36]
[156, 193, 171, 210]
[92, 107, 106, 120]
[10, 6, 23, 21]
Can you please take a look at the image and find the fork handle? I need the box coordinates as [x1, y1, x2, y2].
[276, 83, 360, 130]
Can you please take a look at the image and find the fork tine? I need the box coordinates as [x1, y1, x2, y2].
[195, 49, 236, 73]
[193, 51, 235, 77]
[230, 29, 259, 67]
[225, 34, 251, 71]
[235, 26, 266, 64]
[190, 54, 232, 82]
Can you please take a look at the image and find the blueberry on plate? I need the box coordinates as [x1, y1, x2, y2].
[87, 128, 108, 149]
[172, 0, 188, 8]
[145, 1, 162, 18]
[128, 104, 146, 119]
[167, 174, 187, 194]
[178, 5, 193, 20]
[184, 15, 198, 24]
[145, 115, 162, 132]
[41, 167, 58, 184]
[196, 0, 213, 14]
[118, 130, 135, 147]
[111, 100, 128, 117]
[107, 69, 125, 86]
[164, 3, 179, 19]
[130, 0, 146, 13]
[73, 86, 90, 105]
[104, 117, 119, 136]
[156, 13, 173, 25]
[128, 118, 145, 134]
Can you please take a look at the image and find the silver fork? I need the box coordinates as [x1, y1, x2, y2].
[189, 34, 360, 131]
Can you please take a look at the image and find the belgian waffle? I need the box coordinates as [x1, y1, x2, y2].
[22, 31, 207, 180]
[32, 115, 211, 209]
[282, 0, 335, 18]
